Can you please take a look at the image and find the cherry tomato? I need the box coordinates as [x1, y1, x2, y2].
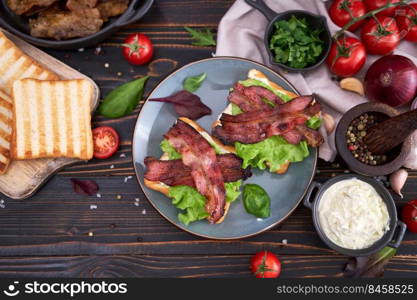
[396, 3, 417, 42]
[93, 126, 120, 159]
[121, 33, 154, 65]
[326, 37, 367, 77]
[250, 251, 281, 278]
[402, 200, 417, 233]
[329, 0, 367, 32]
[364, 0, 401, 16]
[361, 15, 400, 55]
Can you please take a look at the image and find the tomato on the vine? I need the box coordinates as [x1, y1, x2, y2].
[361, 15, 400, 55]
[364, 0, 401, 16]
[402, 200, 417, 233]
[329, 0, 367, 32]
[250, 251, 281, 278]
[326, 37, 366, 77]
[396, 3, 417, 42]
[121, 33, 154, 65]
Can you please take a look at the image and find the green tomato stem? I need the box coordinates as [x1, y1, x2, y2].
[333, 0, 410, 41]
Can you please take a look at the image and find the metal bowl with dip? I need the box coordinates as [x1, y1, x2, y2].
[304, 174, 406, 257]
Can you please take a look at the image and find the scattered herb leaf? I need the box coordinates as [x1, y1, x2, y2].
[183, 72, 207, 93]
[269, 15, 324, 69]
[243, 184, 271, 218]
[99, 76, 149, 118]
[184, 27, 216, 46]
[71, 179, 99, 196]
[149, 90, 212, 120]
[344, 247, 397, 278]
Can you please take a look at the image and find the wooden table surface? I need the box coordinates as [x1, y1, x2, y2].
[0, 0, 416, 278]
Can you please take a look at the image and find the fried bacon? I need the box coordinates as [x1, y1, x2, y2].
[213, 95, 323, 147]
[144, 154, 252, 187]
[164, 120, 226, 223]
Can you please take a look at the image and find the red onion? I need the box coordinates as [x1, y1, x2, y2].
[365, 55, 417, 107]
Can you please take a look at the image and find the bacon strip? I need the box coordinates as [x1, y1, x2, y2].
[164, 120, 226, 223]
[213, 95, 323, 147]
[144, 154, 252, 187]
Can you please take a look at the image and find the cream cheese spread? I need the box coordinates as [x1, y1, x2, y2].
[318, 178, 390, 250]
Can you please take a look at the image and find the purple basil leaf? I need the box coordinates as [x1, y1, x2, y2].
[149, 90, 212, 120]
[71, 179, 99, 196]
[344, 247, 396, 278]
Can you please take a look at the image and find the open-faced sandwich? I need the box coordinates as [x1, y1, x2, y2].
[212, 69, 324, 174]
[144, 117, 252, 225]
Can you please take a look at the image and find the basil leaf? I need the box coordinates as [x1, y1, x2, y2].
[99, 76, 149, 118]
[184, 27, 216, 46]
[183, 73, 207, 93]
[243, 184, 270, 218]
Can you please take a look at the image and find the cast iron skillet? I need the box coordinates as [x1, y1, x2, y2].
[244, 0, 331, 72]
[0, 0, 154, 49]
[304, 174, 407, 257]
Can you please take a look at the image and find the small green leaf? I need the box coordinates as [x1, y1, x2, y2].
[243, 184, 270, 218]
[99, 76, 149, 118]
[184, 27, 216, 46]
[183, 72, 207, 93]
[160, 139, 182, 160]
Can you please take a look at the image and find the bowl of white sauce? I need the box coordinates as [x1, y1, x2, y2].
[304, 174, 406, 256]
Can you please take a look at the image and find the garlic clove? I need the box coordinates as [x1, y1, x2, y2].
[340, 77, 365, 96]
[323, 113, 335, 134]
[390, 169, 408, 198]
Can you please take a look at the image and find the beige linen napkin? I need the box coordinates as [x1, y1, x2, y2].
[216, 0, 417, 168]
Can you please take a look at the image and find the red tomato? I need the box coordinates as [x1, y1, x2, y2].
[326, 37, 367, 77]
[121, 33, 154, 65]
[364, 0, 401, 16]
[402, 200, 417, 233]
[329, 0, 367, 32]
[396, 3, 417, 42]
[93, 126, 120, 159]
[250, 251, 281, 278]
[361, 15, 400, 55]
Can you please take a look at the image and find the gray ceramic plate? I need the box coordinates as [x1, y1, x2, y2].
[132, 57, 317, 239]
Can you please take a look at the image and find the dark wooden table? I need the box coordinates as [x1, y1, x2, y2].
[0, 0, 416, 278]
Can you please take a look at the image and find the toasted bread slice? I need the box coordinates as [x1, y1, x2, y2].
[12, 78, 94, 160]
[0, 31, 58, 95]
[144, 117, 234, 224]
[0, 90, 13, 174]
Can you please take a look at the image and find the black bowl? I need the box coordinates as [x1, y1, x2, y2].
[0, 0, 154, 49]
[244, 0, 331, 72]
[335, 103, 412, 176]
[304, 174, 406, 257]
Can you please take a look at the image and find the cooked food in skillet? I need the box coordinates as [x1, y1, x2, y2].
[7, 0, 130, 40]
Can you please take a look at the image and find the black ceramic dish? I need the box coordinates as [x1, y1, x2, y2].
[304, 174, 406, 257]
[335, 103, 412, 176]
[244, 0, 331, 72]
[0, 0, 154, 49]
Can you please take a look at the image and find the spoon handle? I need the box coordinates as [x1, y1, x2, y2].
[364, 109, 417, 154]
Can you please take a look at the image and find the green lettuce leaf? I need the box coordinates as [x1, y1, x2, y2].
[168, 181, 242, 225]
[225, 180, 242, 203]
[306, 115, 322, 130]
[160, 139, 181, 160]
[168, 186, 209, 225]
[238, 79, 293, 102]
[235, 136, 309, 172]
[231, 103, 243, 115]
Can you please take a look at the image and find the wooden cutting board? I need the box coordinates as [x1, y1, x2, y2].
[0, 29, 99, 200]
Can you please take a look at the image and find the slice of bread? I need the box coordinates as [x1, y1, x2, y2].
[12, 78, 94, 160]
[144, 117, 235, 224]
[0, 31, 58, 95]
[0, 90, 13, 174]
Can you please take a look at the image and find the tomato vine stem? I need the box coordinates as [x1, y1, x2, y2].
[333, 0, 411, 41]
